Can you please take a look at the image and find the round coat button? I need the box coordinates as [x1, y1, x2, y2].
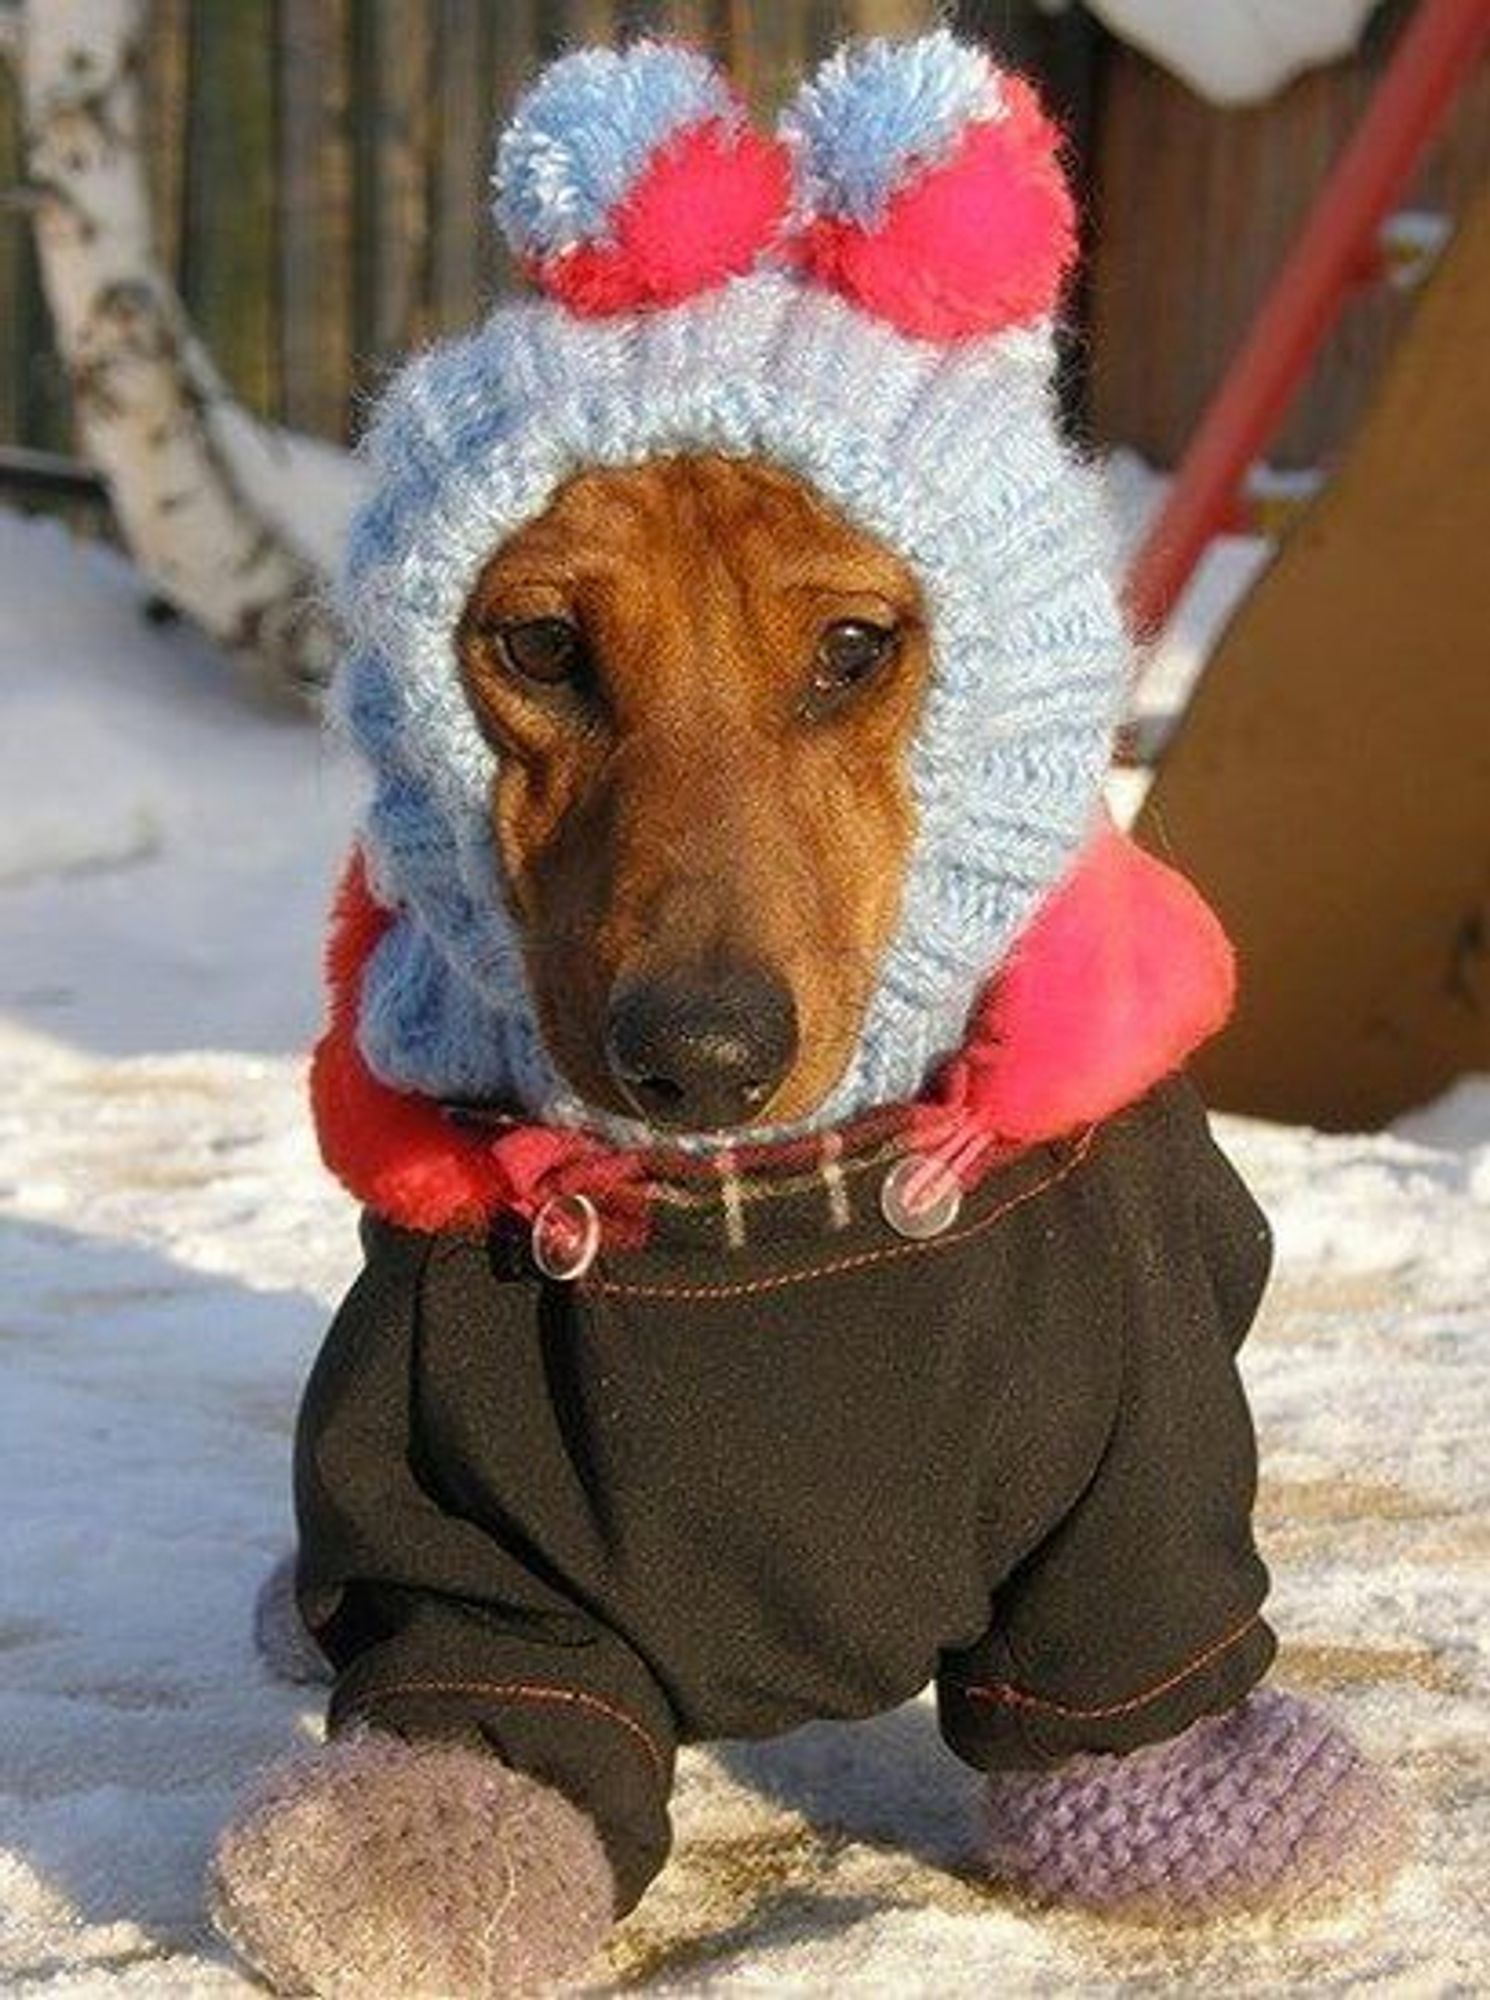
[531, 1192, 602, 1281]
[880, 1154, 963, 1239]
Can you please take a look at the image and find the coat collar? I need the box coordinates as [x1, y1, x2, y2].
[310, 827, 1235, 1240]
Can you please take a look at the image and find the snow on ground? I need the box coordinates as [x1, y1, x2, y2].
[0, 509, 359, 1056]
[1106, 449, 1273, 729]
[0, 506, 1486, 1992]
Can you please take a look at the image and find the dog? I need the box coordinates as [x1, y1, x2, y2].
[210, 35, 1406, 1996]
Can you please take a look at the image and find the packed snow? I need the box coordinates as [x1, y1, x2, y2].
[0, 504, 1485, 1992]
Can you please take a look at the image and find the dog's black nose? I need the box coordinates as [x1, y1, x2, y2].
[605, 963, 798, 1129]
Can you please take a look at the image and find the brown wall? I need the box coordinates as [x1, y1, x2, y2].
[1087, 1, 1490, 469]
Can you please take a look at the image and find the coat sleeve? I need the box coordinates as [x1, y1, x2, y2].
[292, 1213, 676, 1913]
[938, 1080, 1278, 1771]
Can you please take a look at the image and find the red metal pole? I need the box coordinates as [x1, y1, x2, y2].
[1125, 0, 1490, 640]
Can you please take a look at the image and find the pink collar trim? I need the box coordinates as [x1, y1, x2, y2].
[310, 827, 1235, 1236]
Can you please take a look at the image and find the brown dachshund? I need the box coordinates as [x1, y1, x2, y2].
[457, 452, 932, 1131]
[211, 39, 1402, 1995]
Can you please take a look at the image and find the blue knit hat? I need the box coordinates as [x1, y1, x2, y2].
[334, 33, 1130, 1141]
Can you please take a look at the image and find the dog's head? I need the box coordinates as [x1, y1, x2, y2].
[457, 453, 930, 1130]
[337, 34, 1128, 1140]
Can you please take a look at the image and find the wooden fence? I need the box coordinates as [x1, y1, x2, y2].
[1, 1, 1486, 471]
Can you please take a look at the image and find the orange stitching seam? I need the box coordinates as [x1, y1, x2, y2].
[589, 1126, 1099, 1301]
[963, 1613, 1262, 1722]
[344, 1678, 668, 1783]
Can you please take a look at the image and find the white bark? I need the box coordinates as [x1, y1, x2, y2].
[18, 0, 336, 702]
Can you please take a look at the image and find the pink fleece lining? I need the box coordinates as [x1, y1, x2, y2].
[310, 857, 631, 1234]
[310, 829, 1234, 1236]
[925, 827, 1235, 1147]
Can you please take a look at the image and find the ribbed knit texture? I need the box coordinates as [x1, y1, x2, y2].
[983, 1690, 1409, 1921]
[337, 272, 1126, 1138]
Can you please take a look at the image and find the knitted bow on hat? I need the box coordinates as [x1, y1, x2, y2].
[494, 33, 1074, 334]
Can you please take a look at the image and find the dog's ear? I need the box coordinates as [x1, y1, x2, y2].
[493, 41, 790, 316]
[780, 30, 1076, 341]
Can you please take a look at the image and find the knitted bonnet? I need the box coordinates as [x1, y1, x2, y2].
[335, 30, 1131, 1140]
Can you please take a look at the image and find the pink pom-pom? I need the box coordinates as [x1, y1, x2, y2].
[796, 76, 1076, 341]
[526, 120, 790, 318]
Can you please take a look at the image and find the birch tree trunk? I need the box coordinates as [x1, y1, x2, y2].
[15, 0, 337, 703]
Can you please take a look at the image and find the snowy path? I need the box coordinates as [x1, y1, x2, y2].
[1, 510, 1486, 1991]
[3, 1034, 1485, 1994]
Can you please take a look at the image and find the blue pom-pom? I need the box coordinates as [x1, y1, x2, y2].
[782, 29, 1002, 227]
[494, 42, 737, 262]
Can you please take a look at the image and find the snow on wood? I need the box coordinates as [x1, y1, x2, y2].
[1079, 0, 1381, 106]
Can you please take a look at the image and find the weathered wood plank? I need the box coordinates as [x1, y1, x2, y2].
[734, 0, 815, 114]
[551, 0, 619, 52]
[182, 0, 279, 418]
[141, 0, 189, 282]
[1137, 184, 1490, 1124]
[656, 0, 729, 45]
[485, 0, 543, 301]
[350, 3, 437, 386]
[1087, 2, 1490, 468]
[277, 0, 353, 437]
[616, 0, 670, 34]
[847, 0, 934, 34]
[430, 0, 490, 338]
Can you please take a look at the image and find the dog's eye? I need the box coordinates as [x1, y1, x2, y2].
[809, 620, 898, 710]
[498, 617, 587, 687]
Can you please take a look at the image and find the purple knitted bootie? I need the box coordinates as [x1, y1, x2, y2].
[210, 1732, 617, 1996]
[983, 1689, 1408, 1922]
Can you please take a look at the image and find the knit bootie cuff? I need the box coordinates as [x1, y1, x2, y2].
[983, 1688, 1409, 1922]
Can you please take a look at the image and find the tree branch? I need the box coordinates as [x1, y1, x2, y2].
[20, 0, 337, 703]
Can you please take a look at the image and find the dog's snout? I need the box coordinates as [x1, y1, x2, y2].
[605, 964, 799, 1129]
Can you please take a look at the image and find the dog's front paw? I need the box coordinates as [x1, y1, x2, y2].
[983, 1689, 1409, 1922]
[209, 1732, 615, 1996]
